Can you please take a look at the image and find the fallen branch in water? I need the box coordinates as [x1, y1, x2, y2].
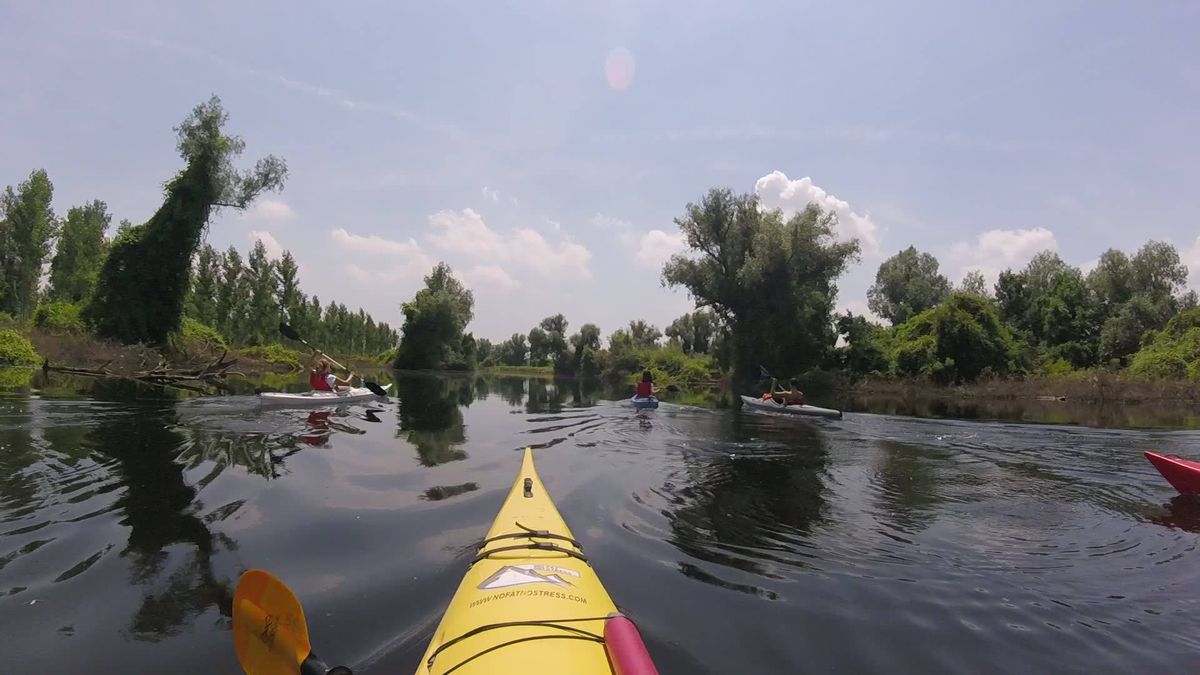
[42, 349, 243, 394]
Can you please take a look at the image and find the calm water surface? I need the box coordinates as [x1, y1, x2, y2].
[1, 373, 1199, 673]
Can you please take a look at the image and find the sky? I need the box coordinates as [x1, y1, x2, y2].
[2, 0, 1198, 341]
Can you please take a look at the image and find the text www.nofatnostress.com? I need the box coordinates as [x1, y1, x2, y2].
[469, 589, 588, 608]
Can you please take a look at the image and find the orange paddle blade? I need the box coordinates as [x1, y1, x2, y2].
[232, 569, 312, 675]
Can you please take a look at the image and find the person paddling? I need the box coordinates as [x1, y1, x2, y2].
[764, 378, 806, 406]
[309, 352, 353, 392]
[636, 370, 658, 398]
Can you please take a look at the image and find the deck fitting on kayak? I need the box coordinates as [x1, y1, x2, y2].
[523, 478, 533, 498]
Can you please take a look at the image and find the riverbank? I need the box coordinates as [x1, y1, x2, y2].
[851, 371, 1200, 403]
[18, 327, 386, 378]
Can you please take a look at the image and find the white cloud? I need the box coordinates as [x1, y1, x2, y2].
[248, 230, 283, 259]
[464, 265, 521, 293]
[242, 199, 296, 223]
[482, 186, 500, 202]
[636, 229, 687, 269]
[753, 171, 881, 254]
[345, 262, 434, 285]
[426, 209, 591, 279]
[330, 228, 426, 257]
[948, 227, 1058, 285]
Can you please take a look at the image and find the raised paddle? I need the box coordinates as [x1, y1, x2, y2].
[232, 569, 353, 675]
[278, 322, 389, 397]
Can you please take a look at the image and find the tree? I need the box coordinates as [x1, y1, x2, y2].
[215, 247, 248, 342]
[995, 251, 1097, 367]
[476, 338, 494, 364]
[85, 96, 287, 343]
[536, 314, 570, 372]
[496, 333, 528, 366]
[663, 187, 859, 382]
[867, 246, 951, 325]
[628, 319, 662, 349]
[1087, 249, 1134, 316]
[666, 310, 717, 354]
[1098, 295, 1158, 365]
[958, 270, 989, 297]
[892, 293, 1016, 383]
[187, 244, 220, 326]
[1131, 241, 1188, 303]
[394, 263, 475, 370]
[836, 312, 889, 377]
[244, 239, 278, 344]
[48, 199, 109, 304]
[0, 169, 56, 318]
[276, 251, 302, 324]
[569, 323, 602, 374]
[528, 327, 550, 365]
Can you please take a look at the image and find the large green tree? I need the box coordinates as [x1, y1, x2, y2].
[662, 187, 859, 382]
[892, 293, 1017, 383]
[215, 247, 249, 343]
[276, 251, 302, 324]
[48, 199, 110, 304]
[867, 246, 951, 325]
[665, 310, 717, 354]
[996, 251, 1097, 367]
[0, 169, 56, 318]
[85, 96, 287, 343]
[394, 263, 474, 370]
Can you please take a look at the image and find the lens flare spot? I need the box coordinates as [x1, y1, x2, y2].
[604, 47, 636, 90]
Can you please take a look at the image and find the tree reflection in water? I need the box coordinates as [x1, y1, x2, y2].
[662, 416, 830, 592]
[396, 374, 473, 466]
[86, 402, 234, 641]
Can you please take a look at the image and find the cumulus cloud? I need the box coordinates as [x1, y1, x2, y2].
[754, 171, 880, 254]
[427, 209, 591, 279]
[243, 199, 296, 223]
[248, 230, 283, 259]
[464, 265, 521, 292]
[330, 228, 426, 257]
[948, 227, 1058, 285]
[636, 229, 687, 269]
[345, 262, 434, 284]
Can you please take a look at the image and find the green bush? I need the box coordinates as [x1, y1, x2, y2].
[181, 317, 227, 348]
[1041, 357, 1074, 376]
[241, 343, 305, 370]
[1129, 324, 1200, 379]
[889, 293, 1016, 383]
[33, 301, 86, 333]
[0, 329, 41, 366]
[0, 312, 16, 327]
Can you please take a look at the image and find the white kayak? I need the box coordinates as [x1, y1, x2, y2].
[739, 394, 842, 419]
[258, 383, 391, 407]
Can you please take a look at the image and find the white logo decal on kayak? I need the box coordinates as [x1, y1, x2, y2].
[477, 564, 579, 590]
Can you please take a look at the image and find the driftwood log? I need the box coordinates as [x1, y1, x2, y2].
[42, 349, 243, 394]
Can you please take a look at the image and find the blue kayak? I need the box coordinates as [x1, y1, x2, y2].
[631, 395, 659, 409]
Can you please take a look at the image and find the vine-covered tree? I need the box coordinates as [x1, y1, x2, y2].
[85, 95, 287, 343]
[867, 246, 951, 325]
[663, 187, 859, 382]
[48, 199, 110, 304]
[0, 169, 56, 318]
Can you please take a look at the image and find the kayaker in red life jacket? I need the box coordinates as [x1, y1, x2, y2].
[635, 370, 658, 398]
[308, 353, 353, 392]
[764, 378, 806, 406]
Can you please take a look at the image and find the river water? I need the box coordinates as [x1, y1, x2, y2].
[1, 372, 1199, 673]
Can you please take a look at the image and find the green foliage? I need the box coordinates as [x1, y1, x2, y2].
[0, 169, 56, 319]
[33, 301, 85, 333]
[495, 333, 529, 366]
[240, 343, 304, 370]
[663, 187, 859, 384]
[995, 251, 1097, 368]
[665, 310, 718, 354]
[641, 345, 717, 384]
[187, 244, 221, 327]
[1128, 308, 1200, 379]
[0, 328, 40, 366]
[85, 95, 287, 344]
[244, 239, 279, 345]
[394, 263, 475, 370]
[836, 312, 891, 377]
[868, 245, 951, 325]
[1041, 357, 1075, 376]
[891, 293, 1017, 383]
[957, 270, 989, 297]
[0, 312, 15, 327]
[48, 200, 109, 303]
[181, 316, 227, 348]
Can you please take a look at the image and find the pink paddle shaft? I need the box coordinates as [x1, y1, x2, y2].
[604, 614, 660, 675]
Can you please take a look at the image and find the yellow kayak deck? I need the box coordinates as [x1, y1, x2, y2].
[416, 448, 620, 675]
